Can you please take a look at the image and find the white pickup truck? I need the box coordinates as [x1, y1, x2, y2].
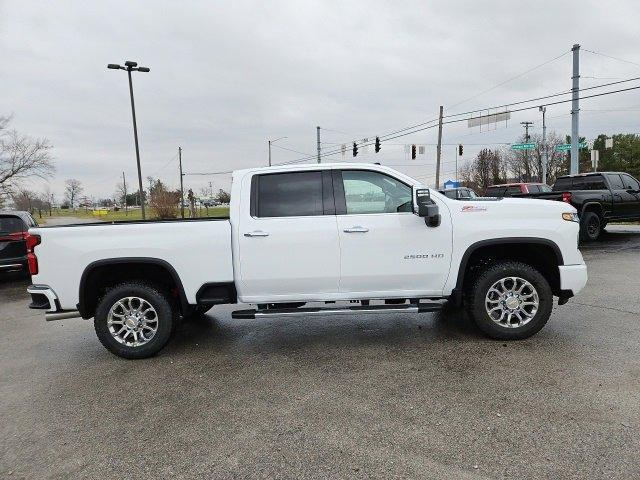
[26, 163, 587, 359]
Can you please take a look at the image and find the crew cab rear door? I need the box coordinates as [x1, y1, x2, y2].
[237, 170, 340, 301]
[333, 169, 452, 297]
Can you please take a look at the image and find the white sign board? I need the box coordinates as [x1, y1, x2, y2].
[467, 111, 511, 128]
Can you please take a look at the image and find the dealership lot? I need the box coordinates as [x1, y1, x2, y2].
[1, 227, 639, 479]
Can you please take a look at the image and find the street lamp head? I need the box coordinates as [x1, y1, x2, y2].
[137, 67, 150, 72]
[107, 64, 122, 69]
[124, 61, 138, 67]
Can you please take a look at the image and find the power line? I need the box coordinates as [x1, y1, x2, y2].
[290, 76, 640, 166]
[284, 82, 640, 164]
[583, 48, 640, 69]
[148, 153, 178, 178]
[269, 143, 315, 157]
[448, 51, 570, 109]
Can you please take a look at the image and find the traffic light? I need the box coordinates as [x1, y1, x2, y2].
[458, 144, 463, 156]
[375, 136, 381, 153]
[352, 142, 358, 157]
[411, 144, 416, 160]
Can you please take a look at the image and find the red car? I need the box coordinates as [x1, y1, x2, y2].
[485, 182, 552, 197]
[0, 211, 39, 274]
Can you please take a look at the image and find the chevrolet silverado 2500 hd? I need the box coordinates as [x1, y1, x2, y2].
[26, 163, 587, 359]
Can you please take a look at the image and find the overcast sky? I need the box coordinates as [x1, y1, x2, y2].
[2, 0, 640, 200]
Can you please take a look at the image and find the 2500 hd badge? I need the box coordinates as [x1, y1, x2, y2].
[404, 253, 445, 259]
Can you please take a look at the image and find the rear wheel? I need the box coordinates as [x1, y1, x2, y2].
[94, 282, 175, 359]
[580, 211, 601, 242]
[465, 261, 553, 340]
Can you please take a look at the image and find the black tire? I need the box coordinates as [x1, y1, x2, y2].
[580, 211, 601, 242]
[94, 282, 175, 359]
[465, 261, 553, 340]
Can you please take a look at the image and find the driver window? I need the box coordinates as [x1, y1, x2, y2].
[342, 170, 412, 214]
[622, 174, 640, 190]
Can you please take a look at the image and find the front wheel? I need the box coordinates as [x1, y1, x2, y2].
[94, 282, 176, 359]
[466, 261, 553, 340]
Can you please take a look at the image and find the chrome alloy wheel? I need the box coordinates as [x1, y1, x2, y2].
[484, 277, 539, 328]
[107, 297, 159, 347]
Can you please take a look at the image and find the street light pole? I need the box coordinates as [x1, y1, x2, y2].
[108, 60, 150, 219]
[267, 136, 287, 166]
[127, 68, 145, 219]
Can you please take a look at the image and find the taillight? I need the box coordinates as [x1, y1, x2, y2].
[561, 192, 572, 203]
[25, 233, 41, 275]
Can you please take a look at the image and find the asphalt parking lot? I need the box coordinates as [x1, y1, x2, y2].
[1, 226, 639, 479]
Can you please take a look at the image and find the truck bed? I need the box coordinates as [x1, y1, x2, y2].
[29, 218, 234, 309]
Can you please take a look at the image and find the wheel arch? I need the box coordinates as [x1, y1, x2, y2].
[581, 201, 604, 217]
[78, 257, 189, 319]
[452, 237, 564, 304]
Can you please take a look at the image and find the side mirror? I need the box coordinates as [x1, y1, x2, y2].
[413, 188, 441, 227]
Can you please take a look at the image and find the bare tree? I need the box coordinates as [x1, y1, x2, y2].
[0, 115, 55, 204]
[507, 132, 567, 184]
[64, 179, 83, 210]
[40, 185, 54, 215]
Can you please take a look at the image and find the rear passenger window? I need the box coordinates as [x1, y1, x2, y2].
[584, 175, 606, 190]
[507, 186, 522, 195]
[553, 178, 572, 191]
[528, 185, 540, 193]
[256, 171, 323, 217]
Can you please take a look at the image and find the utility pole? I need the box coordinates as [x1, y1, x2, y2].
[316, 126, 321, 163]
[455, 147, 458, 184]
[178, 146, 185, 219]
[435, 106, 443, 188]
[521, 121, 534, 182]
[539, 106, 548, 184]
[268, 140, 272, 166]
[571, 43, 580, 175]
[122, 171, 128, 215]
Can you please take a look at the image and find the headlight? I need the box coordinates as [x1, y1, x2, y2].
[562, 212, 579, 222]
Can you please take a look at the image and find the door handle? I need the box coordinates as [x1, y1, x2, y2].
[343, 226, 369, 233]
[244, 230, 269, 237]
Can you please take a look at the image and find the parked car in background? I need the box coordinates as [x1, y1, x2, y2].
[438, 187, 478, 200]
[514, 172, 640, 241]
[0, 211, 39, 274]
[485, 182, 552, 197]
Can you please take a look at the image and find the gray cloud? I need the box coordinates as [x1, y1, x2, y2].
[2, 0, 639, 198]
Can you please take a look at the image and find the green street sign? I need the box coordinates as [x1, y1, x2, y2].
[511, 143, 536, 150]
[556, 142, 588, 152]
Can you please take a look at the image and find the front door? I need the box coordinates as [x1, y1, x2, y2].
[237, 170, 340, 302]
[333, 169, 452, 298]
[621, 174, 640, 218]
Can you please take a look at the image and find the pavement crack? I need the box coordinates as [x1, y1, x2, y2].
[570, 301, 640, 316]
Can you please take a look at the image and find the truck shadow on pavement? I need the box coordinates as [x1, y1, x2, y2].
[164, 303, 490, 357]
